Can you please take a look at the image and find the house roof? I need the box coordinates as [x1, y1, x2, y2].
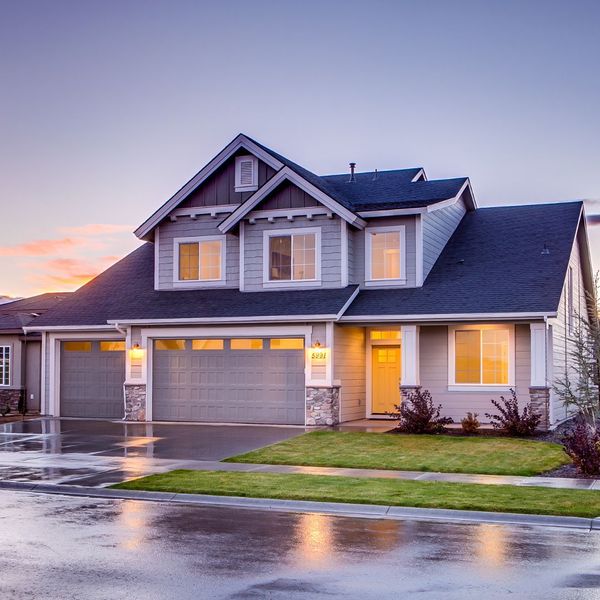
[136, 134, 476, 239]
[28, 244, 359, 327]
[0, 292, 71, 333]
[28, 201, 583, 329]
[344, 201, 584, 318]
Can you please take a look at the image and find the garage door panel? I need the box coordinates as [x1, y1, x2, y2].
[152, 338, 305, 424]
[60, 341, 125, 419]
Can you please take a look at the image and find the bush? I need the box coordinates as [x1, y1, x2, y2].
[0, 403, 10, 417]
[390, 389, 453, 434]
[562, 418, 600, 476]
[461, 412, 480, 434]
[485, 389, 540, 436]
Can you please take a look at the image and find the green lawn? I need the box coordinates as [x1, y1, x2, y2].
[113, 470, 600, 518]
[224, 431, 569, 476]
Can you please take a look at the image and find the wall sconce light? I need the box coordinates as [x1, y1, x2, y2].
[313, 340, 321, 348]
[130, 343, 145, 360]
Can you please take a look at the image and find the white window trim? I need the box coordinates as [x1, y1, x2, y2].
[234, 155, 259, 192]
[0, 345, 11, 387]
[365, 225, 407, 286]
[262, 227, 322, 287]
[173, 235, 227, 287]
[447, 323, 515, 391]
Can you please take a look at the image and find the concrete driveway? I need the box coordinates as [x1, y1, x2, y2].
[0, 417, 306, 487]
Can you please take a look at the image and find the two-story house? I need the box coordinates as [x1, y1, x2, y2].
[27, 134, 593, 430]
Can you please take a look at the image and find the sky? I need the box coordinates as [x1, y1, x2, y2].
[0, 0, 599, 298]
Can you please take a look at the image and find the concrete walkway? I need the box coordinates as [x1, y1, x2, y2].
[173, 460, 600, 490]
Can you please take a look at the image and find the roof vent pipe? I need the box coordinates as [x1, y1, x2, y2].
[349, 162, 356, 182]
[372, 169, 378, 181]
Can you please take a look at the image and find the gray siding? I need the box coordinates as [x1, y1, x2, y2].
[351, 216, 417, 287]
[179, 156, 275, 208]
[334, 325, 366, 422]
[419, 324, 531, 423]
[157, 216, 240, 290]
[0, 334, 23, 391]
[243, 215, 343, 291]
[260, 181, 319, 210]
[25, 341, 41, 411]
[551, 231, 587, 424]
[421, 196, 467, 280]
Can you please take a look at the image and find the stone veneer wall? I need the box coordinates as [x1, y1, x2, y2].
[529, 386, 550, 432]
[399, 384, 421, 405]
[124, 384, 147, 421]
[306, 386, 340, 426]
[0, 389, 23, 412]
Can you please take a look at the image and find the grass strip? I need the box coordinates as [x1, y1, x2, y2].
[112, 469, 599, 518]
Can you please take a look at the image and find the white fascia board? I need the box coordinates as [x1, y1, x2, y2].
[411, 169, 426, 182]
[340, 312, 556, 323]
[219, 167, 366, 233]
[107, 315, 340, 325]
[23, 325, 116, 332]
[335, 286, 360, 320]
[134, 135, 284, 241]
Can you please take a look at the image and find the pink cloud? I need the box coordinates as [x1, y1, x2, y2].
[28, 256, 121, 290]
[0, 238, 78, 256]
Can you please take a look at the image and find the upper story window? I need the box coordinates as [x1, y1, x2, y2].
[0, 346, 10, 386]
[365, 226, 406, 286]
[448, 324, 514, 389]
[263, 228, 321, 285]
[174, 236, 226, 285]
[235, 155, 258, 192]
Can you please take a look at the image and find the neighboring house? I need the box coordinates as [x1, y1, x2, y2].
[27, 134, 594, 430]
[0, 293, 70, 412]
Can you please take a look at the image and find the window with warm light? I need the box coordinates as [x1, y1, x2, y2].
[366, 226, 405, 282]
[370, 330, 401, 340]
[192, 339, 224, 350]
[231, 338, 263, 350]
[452, 326, 511, 385]
[0, 346, 10, 386]
[175, 237, 224, 282]
[63, 341, 92, 352]
[264, 229, 320, 283]
[269, 338, 304, 350]
[100, 341, 126, 352]
[155, 339, 186, 351]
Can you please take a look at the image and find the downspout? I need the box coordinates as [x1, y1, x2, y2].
[113, 322, 128, 422]
[21, 330, 27, 416]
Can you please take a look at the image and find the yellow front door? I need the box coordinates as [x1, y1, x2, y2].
[371, 346, 401, 414]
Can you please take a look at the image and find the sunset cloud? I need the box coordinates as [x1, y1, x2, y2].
[0, 238, 78, 256]
[27, 256, 122, 290]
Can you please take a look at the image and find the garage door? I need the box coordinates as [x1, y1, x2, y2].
[152, 337, 305, 424]
[60, 340, 125, 418]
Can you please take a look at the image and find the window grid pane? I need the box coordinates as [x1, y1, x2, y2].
[199, 240, 222, 280]
[455, 330, 481, 384]
[482, 329, 509, 384]
[0, 346, 10, 386]
[192, 339, 224, 351]
[155, 339, 186, 351]
[63, 341, 92, 352]
[269, 236, 292, 281]
[370, 231, 401, 280]
[100, 341, 125, 352]
[292, 234, 316, 280]
[269, 338, 304, 350]
[179, 242, 199, 280]
[231, 339, 263, 350]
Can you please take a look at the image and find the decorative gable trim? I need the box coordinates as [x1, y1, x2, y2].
[134, 134, 284, 241]
[219, 167, 366, 234]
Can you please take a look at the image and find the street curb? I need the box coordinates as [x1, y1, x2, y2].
[0, 479, 596, 530]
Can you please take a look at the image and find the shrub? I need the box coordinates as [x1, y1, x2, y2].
[461, 412, 480, 434]
[485, 389, 540, 436]
[390, 388, 453, 434]
[0, 403, 10, 417]
[562, 418, 600, 476]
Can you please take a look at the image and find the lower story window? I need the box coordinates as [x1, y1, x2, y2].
[453, 326, 511, 385]
[0, 346, 10, 386]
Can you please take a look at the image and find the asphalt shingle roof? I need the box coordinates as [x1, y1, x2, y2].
[30, 244, 359, 327]
[0, 292, 71, 332]
[345, 201, 583, 316]
[30, 201, 581, 328]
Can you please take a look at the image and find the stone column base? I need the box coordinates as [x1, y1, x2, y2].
[124, 384, 147, 421]
[0, 389, 23, 413]
[529, 386, 550, 431]
[306, 386, 340, 426]
[399, 384, 421, 405]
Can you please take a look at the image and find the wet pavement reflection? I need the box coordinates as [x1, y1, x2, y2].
[1, 490, 599, 599]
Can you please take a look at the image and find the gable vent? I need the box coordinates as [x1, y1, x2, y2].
[235, 155, 258, 191]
